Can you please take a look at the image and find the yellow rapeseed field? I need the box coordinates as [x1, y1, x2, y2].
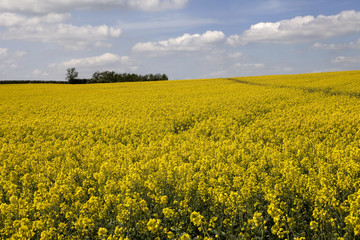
[1, 71, 360, 239]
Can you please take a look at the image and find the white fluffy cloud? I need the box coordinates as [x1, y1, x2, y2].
[204, 62, 267, 79]
[32, 69, 49, 77]
[0, 0, 189, 13]
[227, 10, 360, 45]
[235, 63, 265, 68]
[0, 48, 8, 58]
[51, 53, 138, 75]
[62, 53, 130, 68]
[313, 39, 360, 50]
[0, 12, 122, 50]
[313, 42, 347, 50]
[0, 49, 27, 73]
[49, 53, 138, 79]
[332, 56, 360, 65]
[132, 31, 226, 53]
[0, 12, 70, 27]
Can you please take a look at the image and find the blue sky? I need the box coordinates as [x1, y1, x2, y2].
[0, 0, 360, 80]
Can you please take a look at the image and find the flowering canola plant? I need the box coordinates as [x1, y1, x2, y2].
[1, 71, 360, 239]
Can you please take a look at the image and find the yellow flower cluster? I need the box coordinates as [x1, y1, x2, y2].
[0, 71, 360, 239]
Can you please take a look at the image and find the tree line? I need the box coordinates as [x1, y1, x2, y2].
[67, 67, 168, 84]
[0, 80, 67, 84]
[0, 68, 169, 84]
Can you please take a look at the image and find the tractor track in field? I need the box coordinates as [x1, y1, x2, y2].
[225, 78, 360, 99]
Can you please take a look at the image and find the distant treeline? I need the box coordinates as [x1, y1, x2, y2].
[0, 80, 67, 84]
[69, 71, 169, 84]
[0, 71, 169, 84]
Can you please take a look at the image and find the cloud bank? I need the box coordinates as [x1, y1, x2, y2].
[0, 48, 8, 58]
[132, 10, 360, 55]
[0, 48, 27, 73]
[227, 10, 360, 45]
[62, 53, 131, 68]
[332, 56, 360, 65]
[132, 31, 226, 53]
[313, 39, 360, 50]
[0, 0, 189, 13]
[51, 53, 138, 75]
[0, 12, 122, 50]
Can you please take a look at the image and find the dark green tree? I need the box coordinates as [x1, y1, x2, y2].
[162, 74, 168, 80]
[66, 67, 79, 84]
[91, 71, 101, 83]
